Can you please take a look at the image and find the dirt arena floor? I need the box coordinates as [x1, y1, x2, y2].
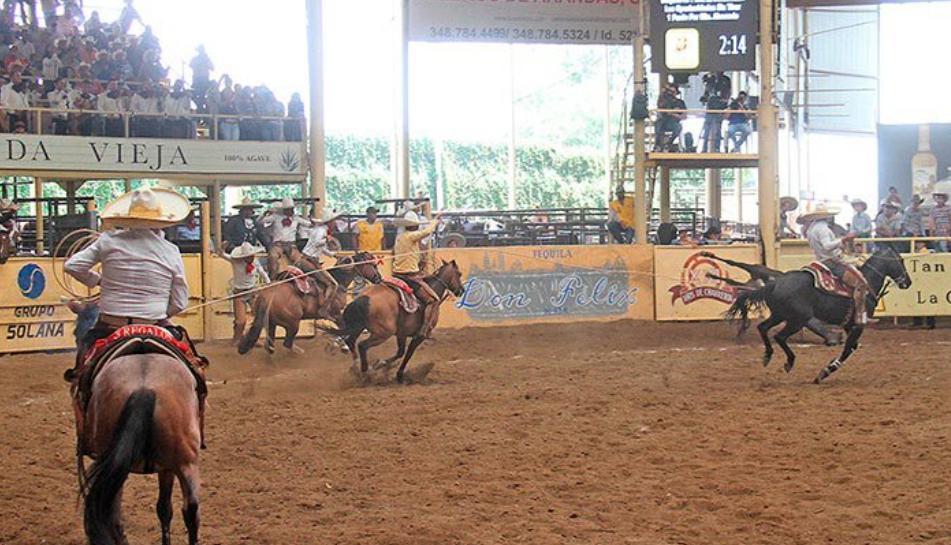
[1, 320, 949, 545]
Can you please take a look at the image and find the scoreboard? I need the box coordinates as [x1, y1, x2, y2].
[650, 0, 759, 72]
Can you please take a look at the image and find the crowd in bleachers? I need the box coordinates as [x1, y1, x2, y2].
[0, 0, 304, 140]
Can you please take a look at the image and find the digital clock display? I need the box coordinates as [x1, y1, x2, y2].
[650, 0, 758, 72]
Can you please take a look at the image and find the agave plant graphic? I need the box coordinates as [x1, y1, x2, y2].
[280, 149, 300, 172]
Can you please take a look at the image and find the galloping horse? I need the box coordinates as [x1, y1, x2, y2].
[726, 246, 911, 383]
[238, 251, 382, 355]
[699, 251, 840, 345]
[321, 260, 465, 383]
[67, 305, 205, 545]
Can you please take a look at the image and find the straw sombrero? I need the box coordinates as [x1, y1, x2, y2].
[933, 181, 951, 196]
[880, 199, 900, 210]
[393, 210, 421, 228]
[232, 196, 262, 210]
[849, 198, 867, 208]
[798, 202, 840, 223]
[780, 196, 798, 210]
[101, 187, 191, 229]
[228, 242, 266, 259]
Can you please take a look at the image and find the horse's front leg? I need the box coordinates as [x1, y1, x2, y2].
[758, 314, 782, 366]
[773, 318, 806, 373]
[396, 336, 426, 384]
[814, 325, 864, 383]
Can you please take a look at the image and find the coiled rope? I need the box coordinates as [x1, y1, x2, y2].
[52, 228, 101, 302]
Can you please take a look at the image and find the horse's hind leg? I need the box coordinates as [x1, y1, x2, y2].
[396, 335, 426, 384]
[157, 471, 174, 545]
[112, 487, 129, 545]
[815, 325, 863, 383]
[264, 322, 277, 354]
[758, 314, 782, 366]
[357, 333, 390, 378]
[282, 322, 304, 355]
[774, 319, 806, 373]
[177, 464, 201, 545]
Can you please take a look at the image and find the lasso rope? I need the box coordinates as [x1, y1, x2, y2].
[52, 228, 102, 302]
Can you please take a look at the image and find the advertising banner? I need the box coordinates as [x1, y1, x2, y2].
[408, 0, 642, 45]
[0, 134, 306, 177]
[654, 244, 760, 321]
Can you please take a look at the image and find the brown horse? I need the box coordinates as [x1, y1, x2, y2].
[0, 224, 17, 264]
[69, 310, 203, 545]
[238, 252, 382, 355]
[321, 260, 465, 384]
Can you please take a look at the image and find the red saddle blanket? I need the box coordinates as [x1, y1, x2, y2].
[82, 324, 194, 367]
[382, 277, 419, 313]
[281, 266, 316, 295]
[801, 262, 852, 298]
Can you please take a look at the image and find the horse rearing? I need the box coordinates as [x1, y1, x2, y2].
[238, 252, 382, 355]
[726, 247, 911, 383]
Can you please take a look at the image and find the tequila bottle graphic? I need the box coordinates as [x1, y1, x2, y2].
[911, 124, 937, 204]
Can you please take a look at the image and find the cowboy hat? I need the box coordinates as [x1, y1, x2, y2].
[933, 181, 951, 196]
[312, 209, 340, 225]
[393, 210, 421, 228]
[232, 196, 262, 210]
[798, 202, 840, 223]
[911, 194, 925, 205]
[273, 197, 296, 210]
[881, 199, 900, 210]
[228, 241, 266, 259]
[779, 196, 799, 210]
[849, 198, 867, 208]
[101, 187, 191, 229]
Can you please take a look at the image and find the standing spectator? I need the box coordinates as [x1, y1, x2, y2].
[901, 194, 926, 237]
[726, 91, 752, 152]
[84, 10, 103, 35]
[223, 197, 268, 253]
[607, 188, 635, 244]
[284, 91, 304, 142]
[236, 86, 257, 140]
[41, 50, 62, 89]
[112, 50, 132, 81]
[189, 45, 213, 107]
[701, 89, 728, 153]
[848, 198, 872, 238]
[165, 79, 193, 138]
[875, 200, 902, 252]
[217, 87, 239, 140]
[356, 206, 385, 251]
[885, 186, 903, 209]
[654, 83, 686, 151]
[929, 189, 950, 252]
[118, 0, 143, 33]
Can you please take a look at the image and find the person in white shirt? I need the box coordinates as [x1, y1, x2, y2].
[800, 204, 870, 325]
[225, 242, 269, 344]
[97, 80, 124, 136]
[130, 83, 159, 136]
[260, 197, 313, 278]
[46, 77, 76, 134]
[299, 209, 340, 317]
[65, 187, 193, 360]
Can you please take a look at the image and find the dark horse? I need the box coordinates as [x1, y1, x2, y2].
[699, 251, 840, 345]
[726, 247, 912, 383]
[238, 252, 382, 355]
[67, 303, 204, 545]
[320, 260, 465, 384]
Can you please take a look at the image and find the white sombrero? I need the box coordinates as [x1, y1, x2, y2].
[232, 196, 262, 210]
[312, 208, 341, 225]
[272, 197, 296, 211]
[101, 187, 191, 229]
[797, 202, 840, 224]
[228, 241, 266, 259]
[849, 198, 867, 208]
[393, 210, 421, 228]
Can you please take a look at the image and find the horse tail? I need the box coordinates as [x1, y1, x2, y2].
[318, 295, 371, 337]
[83, 388, 156, 545]
[237, 295, 268, 355]
[725, 281, 773, 324]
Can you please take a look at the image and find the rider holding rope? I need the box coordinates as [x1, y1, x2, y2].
[800, 203, 870, 325]
[299, 208, 341, 319]
[260, 197, 313, 278]
[392, 210, 443, 337]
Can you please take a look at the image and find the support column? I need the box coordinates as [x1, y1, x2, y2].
[211, 180, 223, 253]
[65, 180, 77, 214]
[632, 4, 648, 245]
[306, 0, 327, 214]
[397, 0, 411, 199]
[706, 168, 722, 221]
[660, 166, 671, 223]
[33, 177, 43, 255]
[736, 168, 744, 223]
[507, 44, 517, 209]
[123, 178, 131, 192]
[758, 0, 779, 266]
[199, 201, 213, 341]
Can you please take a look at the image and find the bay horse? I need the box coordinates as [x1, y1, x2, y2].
[726, 246, 911, 383]
[67, 305, 204, 545]
[698, 251, 840, 345]
[321, 260, 465, 384]
[238, 252, 382, 355]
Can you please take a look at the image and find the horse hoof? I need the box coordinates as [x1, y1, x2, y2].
[784, 361, 795, 373]
[762, 355, 772, 367]
[286, 345, 305, 355]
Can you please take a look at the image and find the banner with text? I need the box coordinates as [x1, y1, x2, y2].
[0, 134, 306, 177]
[408, 0, 642, 45]
[654, 245, 760, 321]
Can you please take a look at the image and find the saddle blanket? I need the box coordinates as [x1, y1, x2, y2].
[383, 277, 419, 313]
[283, 266, 316, 295]
[801, 262, 852, 298]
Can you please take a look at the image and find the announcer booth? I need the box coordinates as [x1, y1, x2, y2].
[0, 124, 308, 354]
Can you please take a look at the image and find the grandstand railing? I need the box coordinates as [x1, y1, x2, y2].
[3, 106, 305, 142]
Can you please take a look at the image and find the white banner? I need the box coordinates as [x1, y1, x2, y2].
[0, 134, 306, 177]
[409, 0, 642, 45]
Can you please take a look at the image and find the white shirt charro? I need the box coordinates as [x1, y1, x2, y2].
[261, 214, 312, 243]
[807, 221, 844, 262]
[64, 229, 190, 320]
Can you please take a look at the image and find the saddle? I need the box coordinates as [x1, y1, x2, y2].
[279, 266, 317, 295]
[66, 324, 209, 450]
[382, 277, 419, 313]
[801, 262, 852, 298]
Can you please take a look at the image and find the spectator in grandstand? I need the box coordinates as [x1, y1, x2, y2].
[700, 225, 726, 245]
[607, 188, 635, 244]
[726, 91, 752, 153]
[1, 71, 29, 129]
[901, 194, 926, 237]
[46, 77, 73, 134]
[355, 206, 385, 252]
[3, 42, 23, 71]
[223, 197, 268, 254]
[189, 45, 213, 105]
[118, 0, 143, 34]
[129, 81, 158, 137]
[98, 79, 124, 136]
[73, 91, 97, 136]
[674, 229, 697, 246]
[112, 49, 132, 81]
[236, 86, 257, 140]
[285, 91, 304, 142]
[848, 198, 872, 238]
[165, 79, 194, 139]
[701, 89, 728, 153]
[654, 83, 686, 151]
[41, 49, 62, 88]
[929, 189, 950, 252]
[875, 200, 902, 252]
[257, 86, 283, 141]
[885, 186, 903, 208]
[84, 10, 103, 35]
[217, 87, 239, 140]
